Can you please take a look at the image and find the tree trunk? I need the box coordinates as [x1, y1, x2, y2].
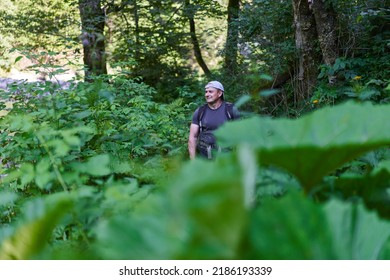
[185, 0, 211, 76]
[78, 0, 107, 81]
[224, 0, 240, 75]
[134, 0, 140, 62]
[311, 0, 339, 83]
[292, 0, 318, 101]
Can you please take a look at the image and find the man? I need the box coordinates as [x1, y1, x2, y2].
[188, 81, 239, 159]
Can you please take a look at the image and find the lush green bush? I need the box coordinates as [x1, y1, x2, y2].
[1, 85, 389, 260]
[0, 75, 191, 222]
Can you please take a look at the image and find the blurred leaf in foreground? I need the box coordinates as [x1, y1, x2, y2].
[245, 191, 336, 259]
[0, 193, 73, 260]
[323, 199, 390, 259]
[217, 101, 390, 193]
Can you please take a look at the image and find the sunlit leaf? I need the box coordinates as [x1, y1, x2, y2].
[35, 157, 55, 190]
[259, 74, 273, 81]
[6, 115, 36, 132]
[73, 110, 92, 119]
[0, 193, 73, 259]
[238, 144, 257, 209]
[72, 154, 111, 176]
[0, 191, 18, 207]
[20, 163, 35, 187]
[14, 56, 23, 63]
[46, 139, 70, 157]
[259, 88, 280, 97]
[235, 95, 251, 109]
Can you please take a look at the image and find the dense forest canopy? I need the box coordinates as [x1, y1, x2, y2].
[1, 0, 388, 108]
[0, 0, 389, 261]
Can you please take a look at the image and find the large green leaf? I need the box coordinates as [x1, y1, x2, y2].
[94, 212, 178, 260]
[326, 169, 390, 219]
[245, 191, 337, 259]
[168, 156, 247, 259]
[245, 192, 390, 259]
[71, 154, 111, 176]
[217, 102, 390, 192]
[0, 193, 73, 259]
[94, 182, 182, 259]
[323, 199, 390, 259]
[94, 154, 247, 260]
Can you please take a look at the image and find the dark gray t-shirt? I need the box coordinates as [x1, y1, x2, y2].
[191, 102, 238, 144]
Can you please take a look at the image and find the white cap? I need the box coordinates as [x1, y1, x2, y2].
[205, 81, 224, 92]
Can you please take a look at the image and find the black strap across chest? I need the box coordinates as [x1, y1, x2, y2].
[197, 102, 235, 132]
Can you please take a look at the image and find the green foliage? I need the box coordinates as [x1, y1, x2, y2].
[0, 0, 80, 75]
[0, 74, 190, 222]
[315, 57, 389, 106]
[2, 92, 390, 259]
[239, 0, 294, 75]
[0, 0, 79, 49]
[1, 0, 390, 261]
[217, 101, 390, 193]
[324, 199, 390, 259]
[0, 192, 73, 259]
[246, 191, 336, 259]
[313, 2, 390, 108]
[108, 0, 204, 100]
[1, 0, 388, 110]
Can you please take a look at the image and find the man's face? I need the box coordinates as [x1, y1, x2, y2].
[205, 87, 222, 104]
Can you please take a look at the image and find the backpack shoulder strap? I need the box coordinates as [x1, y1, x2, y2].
[197, 104, 208, 132]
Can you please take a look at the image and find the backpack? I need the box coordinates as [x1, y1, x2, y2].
[197, 102, 236, 133]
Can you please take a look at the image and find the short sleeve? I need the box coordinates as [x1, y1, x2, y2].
[191, 108, 200, 125]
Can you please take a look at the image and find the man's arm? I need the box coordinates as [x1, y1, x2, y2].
[188, 123, 199, 159]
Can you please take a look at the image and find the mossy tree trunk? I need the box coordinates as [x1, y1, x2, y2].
[78, 0, 107, 82]
[311, 0, 339, 84]
[292, 0, 319, 101]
